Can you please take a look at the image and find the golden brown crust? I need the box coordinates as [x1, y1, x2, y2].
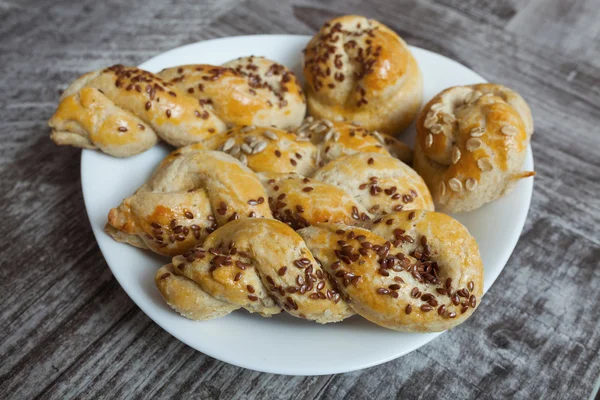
[49, 87, 159, 157]
[158, 219, 355, 323]
[413, 84, 534, 213]
[49, 58, 307, 156]
[154, 119, 412, 177]
[293, 117, 412, 165]
[201, 125, 318, 175]
[303, 15, 423, 135]
[156, 211, 483, 332]
[49, 65, 228, 152]
[106, 150, 272, 256]
[258, 172, 371, 229]
[313, 152, 434, 215]
[158, 56, 306, 131]
[156, 263, 240, 320]
[107, 145, 423, 256]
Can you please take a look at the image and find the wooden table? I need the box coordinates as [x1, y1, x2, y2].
[2, 1, 599, 398]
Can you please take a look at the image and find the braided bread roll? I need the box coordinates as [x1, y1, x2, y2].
[303, 15, 423, 135]
[413, 84, 534, 212]
[156, 211, 483, 332]
[106, 150, 271, 256]
[49, 65, 227, 156]
[159, 57, 306, 132]
[49, 58, 307, 157]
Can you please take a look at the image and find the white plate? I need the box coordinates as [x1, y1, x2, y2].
[81, 35, 534, 375]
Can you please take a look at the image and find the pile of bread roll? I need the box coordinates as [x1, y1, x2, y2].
[49, 15, 534, 332]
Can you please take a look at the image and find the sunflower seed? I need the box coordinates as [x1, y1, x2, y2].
[241, 125, 255, 133]
[466, 138, 482, 151]
[263, 130, 278, 140]
[501, 125, 517, 136]
[424, 117, 437, 129]
[309, 122, 322, 131]
[241, 143, 253, 154]
[448, 178, 463, 192]
[439, 181, 446, 197]
[244, 135, 257, 144]
[442, 114, 454, 124]
[452, 146, 461, 164]
[333, 131, 340, 142]
[430, 124, 442, 134]
[425, 134, 433, 148]
[372, 131, 385, 143]
[222, 138, 236, 152]
[253, 141, 267, 153]
[239, 154, 248, 165]
[465, 178, 477, 191]
[477, 158, 493, 172]
[470, 127, 485, 137]
[322, 119, 333, 128]
[324, 129, 334, 141]
[313, 124, 328, 134]
[230, 144, 241, 156]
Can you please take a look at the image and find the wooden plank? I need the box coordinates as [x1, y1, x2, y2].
[507, 0, 600, 68]
[0, 0, 598, 398]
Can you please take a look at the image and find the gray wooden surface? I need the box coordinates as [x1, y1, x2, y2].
[1, 0, 599, 399]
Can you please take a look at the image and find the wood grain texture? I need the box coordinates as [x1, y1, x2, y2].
[1, 0, 599, 399]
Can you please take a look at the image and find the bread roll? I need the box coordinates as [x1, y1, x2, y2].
[303, 15, 422, 135]
[413, 84, 534, 213]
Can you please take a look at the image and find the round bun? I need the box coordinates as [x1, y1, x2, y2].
[303, 15, 423, 135]
[159, 56, 306, 132]
[156, 211, 483, 332]
[413, 84, 534, 213]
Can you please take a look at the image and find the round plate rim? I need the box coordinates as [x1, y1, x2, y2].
[80, 34, 534, 375]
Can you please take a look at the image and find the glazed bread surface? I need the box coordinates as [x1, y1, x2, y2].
[303, 15, 423, 135]
[413, 83, 534, 213]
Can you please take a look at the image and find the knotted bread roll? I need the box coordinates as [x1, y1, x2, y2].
[303, 15, 423, 135]
[413, 84, 534, 213]
[159, 56, 306, 132]
[105, 150, 271, 256]
[156, 212, 483, 332]
[49, 58, 306, 156]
